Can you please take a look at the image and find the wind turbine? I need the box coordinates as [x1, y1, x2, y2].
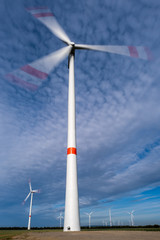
[128, 210, 135, 226]
[23, 180, 40, 230]
[102, 219, 107, 226]
[109, 208, 112, 227]
[6, 6, 152, 232]
[85, 212, 93, 228]
[57, 212, 64, 228]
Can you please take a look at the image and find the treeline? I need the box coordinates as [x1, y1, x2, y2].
[0, 225, 160, 230]
[82, 225, 160, 229]
[0, 227, 60, 230]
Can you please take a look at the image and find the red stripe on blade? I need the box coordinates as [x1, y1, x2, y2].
[144, 47, 153, 60]
[67, 147, 77, 155]
[26, 7, 49, 11]
[29, 215, 31, 218]
[33, 12, 54, 18]
[6, 74, 38, 91]
[21, 65, 48, 79]
[128, 46, 139, 58]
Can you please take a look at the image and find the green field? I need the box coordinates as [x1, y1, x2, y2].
[0, 230, 27, 240]
[82, 227, 160, 231]
[0, 227, 160, 240]
[0, 229, 64, 240]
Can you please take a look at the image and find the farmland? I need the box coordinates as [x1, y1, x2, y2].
[0, 226, 160, 240]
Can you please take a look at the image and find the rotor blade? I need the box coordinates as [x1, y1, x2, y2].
[29, 180, 32, 192]
[60, 212, 63, 217]
[23, 192, 31, 204]
[32, 189, 40, 193]
[85, 213, 89, 216]
[6, 46, 71, 91]
[75, 44, 152, 60]
[26, 7, 71, 44]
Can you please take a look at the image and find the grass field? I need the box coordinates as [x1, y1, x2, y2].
[0, 229, 61, 240]
[0, 229, 66, 240]
[0, 227, 160, 240]
[0, 230, 27, 240]
[82, 227, 160, 231]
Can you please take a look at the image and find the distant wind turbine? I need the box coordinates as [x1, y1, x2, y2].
[7, 6, 152, 231]
[102, 219, 107, 226]
[128, 210, 135, 226]
[23, 180, 40, 230]
[57, 212, 64, 228]
[109, 209, 112, 227]
[85, 212, 93, 228]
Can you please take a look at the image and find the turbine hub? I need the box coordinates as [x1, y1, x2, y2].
[70, 42, 75, 47]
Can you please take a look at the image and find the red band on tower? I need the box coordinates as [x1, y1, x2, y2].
[29, 215, 31, 218]
[67, 147, 77, 155]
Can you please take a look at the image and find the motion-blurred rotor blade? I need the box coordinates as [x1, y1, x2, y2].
[6, 46, 71, 91]
[23, 192, 31, 204]
[32, 189, 40, 193]
[26, 7, 71, 44]
[75, 44, 152, 60]
[29, 180, 32, 192]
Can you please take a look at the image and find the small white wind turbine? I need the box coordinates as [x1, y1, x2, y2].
[85, 212, 93, 228]
[102, 219, 107, 226]
[109, 208, 112, 227]
[7, 6, 152, 232]
[102, 220, 105, 226]
[57, 212, 64, 228]
[128, 210, 135, 226]
[23, 180, 40, 230]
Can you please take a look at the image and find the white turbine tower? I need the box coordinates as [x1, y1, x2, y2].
[85, 212, 93, 228]
[57, 212, 64, 228]
[128, 210, 135, 226]
[23, 180, 40, 230]
[109, 209, 112, 227]
[7, 6, 152, 232]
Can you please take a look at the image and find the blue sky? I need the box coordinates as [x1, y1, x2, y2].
[0, 0, 160, 227]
